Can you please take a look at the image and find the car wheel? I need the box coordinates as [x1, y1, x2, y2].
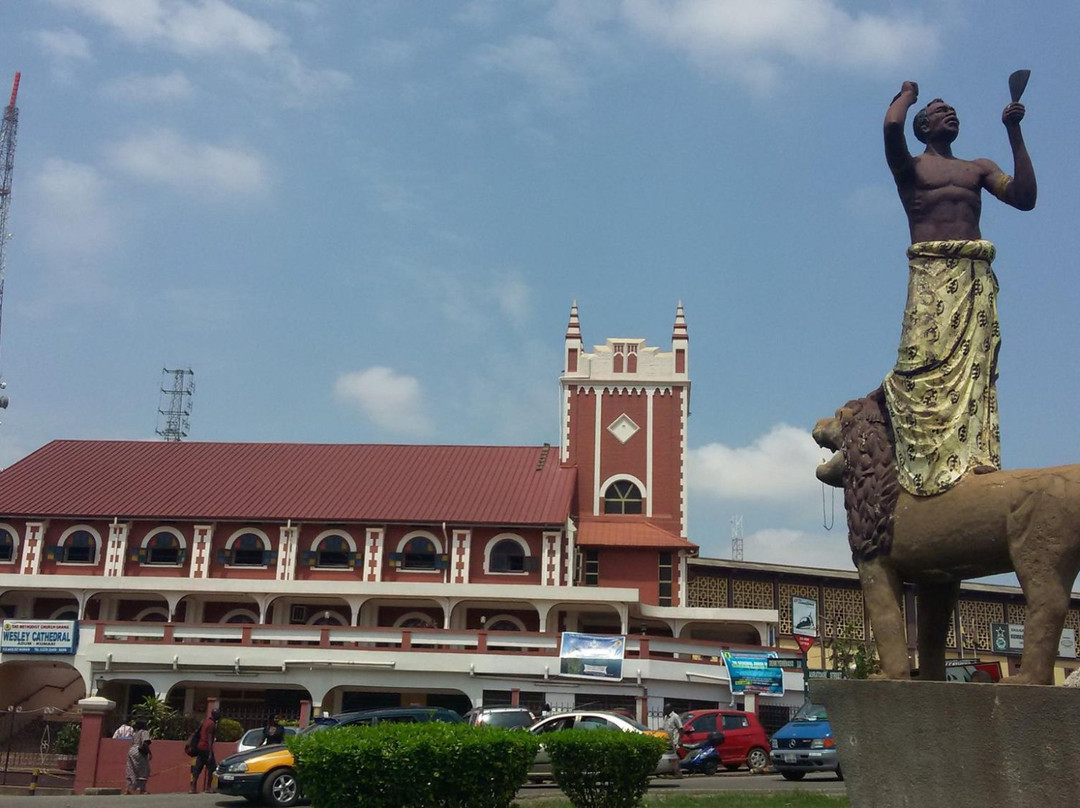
[836, 765, 843, 781]
[702, 760, 718, 776]
[746, 747, 770, 771]
[261, 768, 300, 808]
[781, 771, 805, 781]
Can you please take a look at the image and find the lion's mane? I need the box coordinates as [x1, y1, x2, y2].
[838, 387, 899, 562]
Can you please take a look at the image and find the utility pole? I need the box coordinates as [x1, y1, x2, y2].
[0, 72, 22, 416]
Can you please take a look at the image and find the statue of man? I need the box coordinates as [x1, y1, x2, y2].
[881, 81, 1036, 496]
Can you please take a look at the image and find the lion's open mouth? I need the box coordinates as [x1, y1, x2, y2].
[817, 452, 844, 487]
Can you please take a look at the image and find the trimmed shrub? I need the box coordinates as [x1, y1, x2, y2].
[54, 722, 81, 755]
[216, 717, 244, 742]
[290, 722, 539, 808]
[544, 729, 666, 808]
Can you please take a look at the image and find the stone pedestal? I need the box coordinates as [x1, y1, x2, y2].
[809, 679, 1080, 808]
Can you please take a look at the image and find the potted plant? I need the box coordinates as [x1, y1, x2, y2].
[54, 721, 81, 771]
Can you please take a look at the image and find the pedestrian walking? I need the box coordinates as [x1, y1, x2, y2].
[123, 719, 152, 795]
[189, 708, 220, 794]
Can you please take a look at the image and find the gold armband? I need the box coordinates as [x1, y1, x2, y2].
[992, 173, 1013, 201]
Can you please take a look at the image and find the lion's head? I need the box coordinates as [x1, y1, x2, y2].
[813, 387, 899, 562]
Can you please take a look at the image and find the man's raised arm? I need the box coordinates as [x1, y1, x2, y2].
[884, 81, 919, 177]
[991, 102, 1036, 211]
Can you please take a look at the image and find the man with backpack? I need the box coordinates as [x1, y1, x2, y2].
[189, 708, 220, 794]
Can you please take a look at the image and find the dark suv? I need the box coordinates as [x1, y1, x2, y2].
[463, 706, 535, 730]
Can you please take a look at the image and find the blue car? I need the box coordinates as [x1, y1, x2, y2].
[768, 702, 842, 781]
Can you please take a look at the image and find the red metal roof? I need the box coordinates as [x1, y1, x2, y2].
[0, 441, 576, 526]
[576, 516, 697, 549]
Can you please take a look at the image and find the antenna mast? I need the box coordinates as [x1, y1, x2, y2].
[156, 367, 195, 441]
[731, 515, 744, 561]
[0, 72, 21, 410]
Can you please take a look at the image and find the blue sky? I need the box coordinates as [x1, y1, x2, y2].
[1, 1, 1078, 575]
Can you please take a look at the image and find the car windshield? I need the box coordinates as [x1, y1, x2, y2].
[792, 702, 828, 721]
[483, 712, 533, 729]
[609, 714, 649, 731]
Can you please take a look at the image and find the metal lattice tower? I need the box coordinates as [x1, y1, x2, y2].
[731, 515, 744, 561]
[156, 367, 195, 441]
[0, 72, 21, 410]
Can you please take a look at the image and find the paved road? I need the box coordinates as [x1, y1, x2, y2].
[0, 773, 845, 806]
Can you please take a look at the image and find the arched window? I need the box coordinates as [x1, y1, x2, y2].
[59, 529, 98, 564]
[135, 608, 169, 622]
[488, 537, 527, 573]
[310, 534, 354, 569]
[141, 531, 185, 566]
[391, 533, 445, 572]
[0, 528, 15, 563]
[395, 611, 438, 629]
[486, 615, 525, 632]
[221, 531, 273, 567]
[603, 480, 643, 515]
[222, 609, 258, 624]
[403, 536, 436, 570]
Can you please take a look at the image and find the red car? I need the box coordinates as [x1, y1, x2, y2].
[678, 709, 770, 772]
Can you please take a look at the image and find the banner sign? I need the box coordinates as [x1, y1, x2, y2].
[990, 623, 1076, 659]
[1, 620, 79, 655]
[944, 659, 1003, 682]
[559, 632, 625, 681]
[792, 597, 818, 637]
[722, 650, 784, 696]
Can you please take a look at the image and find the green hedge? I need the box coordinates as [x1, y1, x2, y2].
[290, 722, 539, 808]
[544, 730, 667, 808]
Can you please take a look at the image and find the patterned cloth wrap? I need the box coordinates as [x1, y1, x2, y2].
[883, 239, 1001, 496]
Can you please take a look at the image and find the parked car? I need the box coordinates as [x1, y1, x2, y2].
[769, 702, 842, 781]
[215, 707, 464, 807]
[237, 725, 301, 753]
[527, 710, 680, 781]
[464, 706, 535, 729]
[678, 709, 770, 772]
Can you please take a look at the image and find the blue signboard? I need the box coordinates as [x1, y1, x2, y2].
[722, 650, 784, 696]
[1, 620, 79, 655]
[559, 632, 625, 681]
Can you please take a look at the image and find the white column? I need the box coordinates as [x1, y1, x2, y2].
[364, 528, 384, 582]
[22, 522, 47, 575]
[104, 521, 129, 578]
[190, 525, 215, 579]
[276, 523, 298, 581]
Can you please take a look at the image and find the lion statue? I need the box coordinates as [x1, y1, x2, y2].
[814, 387, 1080, 684]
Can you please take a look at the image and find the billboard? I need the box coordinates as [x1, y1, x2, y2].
[559, 632, 625, 681]
[1, 620, 79, 655]
[990, 623, 1076, 659]
[722, 650, 784, 696]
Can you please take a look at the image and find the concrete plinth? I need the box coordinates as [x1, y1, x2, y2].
[810, 679, 1080, 808]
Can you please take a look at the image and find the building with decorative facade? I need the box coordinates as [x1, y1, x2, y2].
[1, 303, 1077, 741]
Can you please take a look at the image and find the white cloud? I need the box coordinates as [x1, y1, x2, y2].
[36, 27, 93, 62]
[103, 70, 195, 102]
[25, 158, 117, 258]
[742, 527, 854, 571]
[621, 0, 939, 89]
[105, 129, 268, 198]
[51, 0, 283, 56]
[688, 424, 825, 502]
[476, 35, 587, 107]
[50, 0, 349, 103]
[334, 367, 433, 436]
[493, 272, 532, 322]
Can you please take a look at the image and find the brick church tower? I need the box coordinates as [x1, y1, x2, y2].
[559, 302, 694, 606]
